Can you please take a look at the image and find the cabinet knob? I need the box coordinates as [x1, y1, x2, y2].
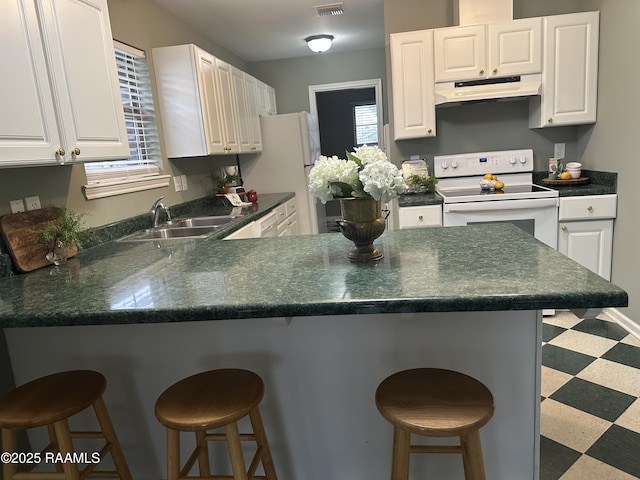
[55, 147, 65, 157]
[548, 117, 553, 124]
[479, 69, 485, 76]
[587, 205, 593, 212]
[72, 147, 81, 157]
[562, 225, 568, 232]
[492, 68, 498, 75]
[418, 215, 424, 221]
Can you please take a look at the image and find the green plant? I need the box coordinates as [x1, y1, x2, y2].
[32, 207, 90, 249]
[407, 174, 438, 192]
[211, 173, 238, 193]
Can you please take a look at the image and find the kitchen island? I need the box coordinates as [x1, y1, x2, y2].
[0, 225, 627, 479]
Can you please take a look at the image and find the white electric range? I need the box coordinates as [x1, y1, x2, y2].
[434, 149, 559, 248]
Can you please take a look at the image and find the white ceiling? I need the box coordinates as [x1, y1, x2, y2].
[147, 0, 385, 63]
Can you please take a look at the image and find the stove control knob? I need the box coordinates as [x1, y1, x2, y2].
[519, 157, 527, 164]
[441, 161, 448, 170]
[509, 157, 517, 165]
[451, 161, 458, 169]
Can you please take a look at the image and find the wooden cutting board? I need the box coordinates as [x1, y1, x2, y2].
[0, 207, 77, 273]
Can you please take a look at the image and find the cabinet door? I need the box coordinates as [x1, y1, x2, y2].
[488, 18, 541, 77]
[195, 48, 226, 155]
[434, 24, 486, 82]
[244, 74, 263, 152]
[0, 0, 127, 166]
[531, 11, 599, 128]
[0, 0, 61, 166]
[390, 30, 436, 140]
[558, 219, 613, 280]
[232, 66, 252, 153]
[39, 0, 129, 162]
[214, 58, 240, 154]
[266, 85, 277, 115]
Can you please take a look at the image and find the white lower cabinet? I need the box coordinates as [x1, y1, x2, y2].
[223, 221, 258, 240]
[398, 205, 442, 229]
[558, 194, 616, 280]
[276, 198, 299, 236]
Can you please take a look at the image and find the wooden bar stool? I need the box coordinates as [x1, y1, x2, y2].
[0, 370, 132, 480]
[154, 369, 277, 480]
[375, 368, 494, 480]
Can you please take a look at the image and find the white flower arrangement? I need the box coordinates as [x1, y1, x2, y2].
[308, 145, 406, 204]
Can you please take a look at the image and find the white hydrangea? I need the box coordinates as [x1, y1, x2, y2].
[353, 144, 388, 165]
[360, 161, 406, 203]
[307, 155, 359, 203]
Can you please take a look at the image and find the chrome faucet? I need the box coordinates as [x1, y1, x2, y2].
[150, 196, 172, 228]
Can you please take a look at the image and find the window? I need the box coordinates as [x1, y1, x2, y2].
[353, 103, 378, 146]
[83, 41, 169, 200]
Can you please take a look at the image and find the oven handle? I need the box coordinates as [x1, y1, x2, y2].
[443, 197, 559, 212]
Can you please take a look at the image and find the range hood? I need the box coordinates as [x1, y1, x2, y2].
[435, 0, 541, 106]
[435, 74, 542, 106]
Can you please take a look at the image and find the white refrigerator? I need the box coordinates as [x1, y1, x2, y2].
[239, 112, 321, 235]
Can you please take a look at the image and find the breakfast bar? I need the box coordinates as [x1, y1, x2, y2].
[0, 225, 628, 479]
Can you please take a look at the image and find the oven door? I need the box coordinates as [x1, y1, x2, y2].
[443, 197, 559, 248]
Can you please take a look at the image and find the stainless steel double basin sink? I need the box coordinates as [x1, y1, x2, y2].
[117, 215, 243, 242]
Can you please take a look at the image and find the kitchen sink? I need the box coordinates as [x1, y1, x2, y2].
[117, 215, 244, 242]
[118, 226, 217, 242]
[170, 215, 243, 228]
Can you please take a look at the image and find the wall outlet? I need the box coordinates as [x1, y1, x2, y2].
[173, 175, 183, 192]
[554, 143, 566, 159]
[24, 196, 41, 210]
[181, 175, 188, 191]
[10, 199, 25, 213]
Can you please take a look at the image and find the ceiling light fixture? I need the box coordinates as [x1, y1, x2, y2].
[305, 34, 334, 53]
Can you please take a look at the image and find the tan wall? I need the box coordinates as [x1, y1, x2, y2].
[575, 0, 639, 322]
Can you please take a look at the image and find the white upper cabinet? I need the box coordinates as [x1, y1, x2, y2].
[214, 58, 241, 154]
[257, 81, 277, 116]
[390, 30, 436, 140]
[0, 0, 129, 167]
[243, 74, 263, 152]
[153, 44, 270, 157]
[434, 24, 486, 82]
[434, 18, 541, 82]
[530, 11, 599, 128]
[488, 18, 542, 77]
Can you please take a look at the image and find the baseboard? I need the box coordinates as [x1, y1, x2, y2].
[601, 307, 640, 340]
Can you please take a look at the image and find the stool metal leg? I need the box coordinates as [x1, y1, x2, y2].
[391, 427, 411, 480]
[224, 421, 248, 480]
[249, 407, 278, 480]
[461, 430, 486, 480]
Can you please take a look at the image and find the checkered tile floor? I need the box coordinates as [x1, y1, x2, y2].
[541, 311, 640, 479]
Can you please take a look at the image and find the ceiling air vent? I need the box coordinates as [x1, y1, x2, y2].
[313, 3, 345, 17]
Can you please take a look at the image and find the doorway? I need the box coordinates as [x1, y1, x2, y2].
[308, 79, 383, 232]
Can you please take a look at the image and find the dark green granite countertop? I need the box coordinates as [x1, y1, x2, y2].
[0, 223, 627, 328]
[398, 192, 443, 207]
[533, 170, 617, 197]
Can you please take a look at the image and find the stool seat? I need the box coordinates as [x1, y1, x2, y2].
[155, 369, 277, 480]
[155, 369, 263, 432]
[0, 370, 105, 429]
[0, 370, 131, 480]
[375, 368, 494, 480]
[376, 368, 494, 437]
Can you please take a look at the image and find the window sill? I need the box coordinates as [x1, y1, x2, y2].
[83, 174, 171, 200]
